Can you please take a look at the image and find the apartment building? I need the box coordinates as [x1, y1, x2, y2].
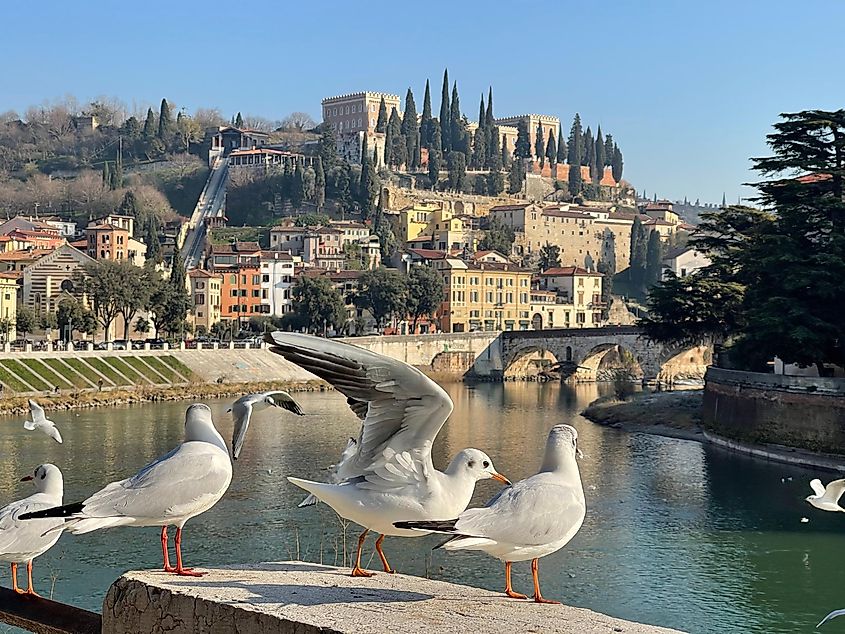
[532, 266, 604, 329]
[398, 202, 477, 253]
[206, 242, 263, 321]
[259, 250, 296, 316]
[188, 269, 222, 332]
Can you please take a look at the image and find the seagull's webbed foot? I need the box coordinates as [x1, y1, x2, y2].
[351, 566, 375, 578]
[173, 567, 206, 577]
[506, 589, 528, 600]
[533, 595, 560, 604]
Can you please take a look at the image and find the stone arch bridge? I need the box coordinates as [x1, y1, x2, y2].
[342, 327, 709, 382]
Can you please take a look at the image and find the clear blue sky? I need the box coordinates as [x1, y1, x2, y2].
[4, 0, 844, 204]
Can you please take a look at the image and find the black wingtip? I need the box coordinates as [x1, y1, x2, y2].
[19, 501, 84, 521]
[394, 519, 458, 532]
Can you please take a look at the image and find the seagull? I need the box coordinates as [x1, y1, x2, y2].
[806, 479, 845, 512]
[298, 437, 358, 508]
[24, 400, 62, 444]
[395, 424, 586, 604]
[20, 404, 232, 577]
[230, 391, 304, 460]
[264, 332, 510, 577]
[0, 464, 65, 595]
[818, 609, 845, 628]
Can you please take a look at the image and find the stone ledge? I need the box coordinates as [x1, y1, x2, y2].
[102, 561, 684, 634]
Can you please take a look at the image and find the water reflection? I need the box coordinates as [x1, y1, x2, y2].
[0, 384, 841, 634]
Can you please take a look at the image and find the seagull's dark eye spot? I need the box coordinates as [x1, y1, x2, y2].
[483, 460, 490, 469]
[40, 472, 45, 480]
[467, 460, 475, 469]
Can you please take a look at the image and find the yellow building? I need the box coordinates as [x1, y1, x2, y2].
[188, 269, 223, 333]
[0, 273, 17, 340]
[430, 253, 533, 332]
[399, 202, 477, 252]
[530, 267, 605, 329]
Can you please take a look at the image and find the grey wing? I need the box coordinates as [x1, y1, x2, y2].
[81, 445, 229, 521]
[46, 422, 62, 444]
[231, 400, 253, 460]
[28, 400, 46, 424]
[818, 609, 845, 628]
[266, 391, 304, 415]
[266, 332, 453, 477]
[454, 479, 585, 546]
[0, 497, 60, 552]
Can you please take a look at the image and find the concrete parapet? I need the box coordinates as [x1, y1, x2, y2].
[102, 562, 684, 634]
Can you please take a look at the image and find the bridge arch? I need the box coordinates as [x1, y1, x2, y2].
[503, 346, 558, 379]
[577, 343, 643, 381]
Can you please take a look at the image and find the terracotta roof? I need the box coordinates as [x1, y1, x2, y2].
[474, 250, 494, 258]
[189, 269, 220, 278]
[69, 239, 87, 248]
[540, 266, 600, 276]
[87, 223, 125, 231]
[0, 249, 53, 261]
[0, 271, 21, 280]
[407, 235, 435, 243]
[463, 261, 531, 273]
[542, 210, 592, 220]
[643, 218, 675, 226]
[407, 248, 447, 260]
[210, 241, 261, 254]
[229, 148, 297, 156]
[260, 251, 294, 260]
[489, 203, 533, 212]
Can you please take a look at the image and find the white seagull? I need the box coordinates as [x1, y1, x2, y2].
[24, 400, 62, 444]
[395, 424, 586, 604]
[230, 390, 304, 460]
[265, 332, 510, 577]
[298, 436, 358, 508]
[806, 479, 845, 512]
[0, 464, 65, 595]
[20, 404, 232, 577]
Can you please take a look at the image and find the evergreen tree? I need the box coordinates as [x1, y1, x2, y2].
[358, 135, 378, 219]
[473, 175, 488, 195]
[234, 112, 244, 128]
[485, 87, 495, 163]
[386, 108, 406, 168]
[514, 120, 531, 159]
[401, 89, 420, 169]
[291, 162, 305, 208]
[539, 243, 561, 271]
[611, 144, 624, 182]
[419, 80, 434, 148]
[629, 216, 647, 290]
[487, 167, 505, 196]
[501, 135, 512, 169]
[439, 69, 451, 152]
[145, 220, 161, 261]
[428, 120, 442, 189]
[102, 161, 111, 189]
[118, 190, 140, 217]
[535, 123, 545, 165]
[142, 108, 156, 138]
[508, 159, 525, 194]
[604, 133, 614, 167]
[568, 162, 582, 197]
[556, 127, 566, 164]
[314, 156, 326, 210]
[645, 229, 664, 288]
[375, 97, 388, 133]
[157, 98, 173, 141]
[447, 151, 467, 191]
[545, 129, 557, 170]
[471, 128, 487, 170]
[111, 152, 123, 190]
[477, 95, 486, 134]
[595, 127, 606, 181]
[583, 126, 594, 168]
[450, 82, 467, 154]
[567, 113, 583, 165]
[317, 123, 339, 168]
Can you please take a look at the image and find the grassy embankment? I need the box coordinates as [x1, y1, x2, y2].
[581, 389, 705, 442]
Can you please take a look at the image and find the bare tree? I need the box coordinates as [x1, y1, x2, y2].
[280, 112, 316, 132]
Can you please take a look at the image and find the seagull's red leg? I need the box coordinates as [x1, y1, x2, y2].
[10, 563, 22, 594]
[24, 561, 39, 596]
[161, 526, 176, 573]
[504, 561, 527, 599]
[531, 558, 560, 604]
[374, 534, 395, 573]
[350, 529, 374, 577]
[173, 528, 205, 577]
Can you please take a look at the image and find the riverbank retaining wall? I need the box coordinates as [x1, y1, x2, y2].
[702, 367, 845, 453]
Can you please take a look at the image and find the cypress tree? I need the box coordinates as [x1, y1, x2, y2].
[384, 109, 394, 166]
[595, 127, 606, 182]
[447, 151, 467, 192]
[567, 113, 583, 165]
[604, 133, 614, 167]
[145, 219, 162, 261]
[501, 135, 512, 169]
[514, 120, 531, 159]
[359, 135, 377, 219]
[629, 216, 647, 288]
[477, 95, 486, 133]
[386, 108, 406, 168]
[507, 159, 525, 194]
[545, 128, 557, 168]
[235, 112, 244, 128]
[314, 156, 326, 210]
[535, 122, 545, 165]
[400, 88, 420, 169]
[612, 144, 624, 182]
[291, 162, 305, 208]
[472, 128, 487, 170]
[439, 69, 451, 152]
[110, 159, 122, 190]
[171, 248, 187, 292]
[428, 120, 442, 190]
[568, 162, 582, 197]
[419, 80, 434, 148]
[485, 87, 496, 165]
[375, 97, 388, 133]
[583, 126, 594, 168]
[449, 82, 466, 155]
[102, 161, 111, 189]
[485, 87, 494, 128]
[142, 108, 156, 138]
[556, 127, 566, 164]
[487, 148, 504, 196]
[645, 229, 663, 288]
[158, 98, 173, 141]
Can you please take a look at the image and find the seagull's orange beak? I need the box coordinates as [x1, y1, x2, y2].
[491, 472, 511, 486]
[20, 475, 33, 482]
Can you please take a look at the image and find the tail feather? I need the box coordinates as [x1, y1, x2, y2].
[20, 502, 85, 520]
[298, 494, 318, 508]
[63, 516, 134, 535]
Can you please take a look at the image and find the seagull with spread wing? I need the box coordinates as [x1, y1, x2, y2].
[806, 479, 845, 513]
[24, 400, 62, 444]
[0, 464, 65, 595]
[263, 332, 510, 577]
[230, 390, 304, 460]
[396, 424, 586, 604]
[20, 404, 232, 577]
